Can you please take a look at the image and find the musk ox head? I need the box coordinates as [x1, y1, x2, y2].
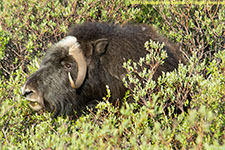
[22, 34, 111, 117]
[22, 22, 185, 117]
[22, 36, 90, 116]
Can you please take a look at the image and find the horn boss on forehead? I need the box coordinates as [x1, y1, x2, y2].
[56, 36, 80, 48]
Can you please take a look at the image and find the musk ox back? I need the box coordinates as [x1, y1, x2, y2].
[22, 22, 185, 117]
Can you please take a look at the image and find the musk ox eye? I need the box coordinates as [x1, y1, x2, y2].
[65, 63, 72, 69]
[61, 61, 72, 70]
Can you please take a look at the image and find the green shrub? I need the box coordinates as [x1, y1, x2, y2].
[1, 39, 224, 149]
[152, 4, 225, 60]
[123, 40, 225, 149]
[0, 0, 141, 78]
[0, 1, 224, 149]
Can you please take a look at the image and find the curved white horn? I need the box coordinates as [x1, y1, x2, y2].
[68, 39, 87, 88]
[57, 36, 87, 88]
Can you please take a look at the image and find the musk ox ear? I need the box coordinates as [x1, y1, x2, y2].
[92, 38, 108, 54]
[59, 36, 87, 89]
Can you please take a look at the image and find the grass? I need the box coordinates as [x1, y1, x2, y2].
[0, 0, 225, 149]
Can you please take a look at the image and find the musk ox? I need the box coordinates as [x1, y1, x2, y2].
[22, 22, 185, 117]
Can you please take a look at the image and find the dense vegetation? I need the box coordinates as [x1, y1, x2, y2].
[0, 0, 224, 149]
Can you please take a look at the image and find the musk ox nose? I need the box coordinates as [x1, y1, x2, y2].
[21, 85, 44, 111]
[22, 89, 34, 98]
[21, 85, 36, 99]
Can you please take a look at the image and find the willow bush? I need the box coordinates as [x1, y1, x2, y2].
[0, 0, 224, 149]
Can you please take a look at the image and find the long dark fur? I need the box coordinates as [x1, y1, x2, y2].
[23, 22, 185, 117]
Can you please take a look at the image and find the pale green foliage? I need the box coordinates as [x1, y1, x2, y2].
[1, 37, 224, 150]
[0, 0, 140, 77]
[0, 1, 225, 149]
[0, 27, 10, 59]
[153, 4, 225, 59]
[123, 40, 167, 103]
[122, 40, 225, 149]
